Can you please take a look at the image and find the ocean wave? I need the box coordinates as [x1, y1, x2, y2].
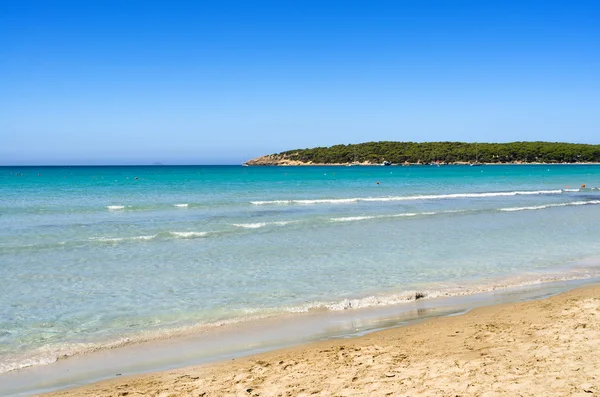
[251, 198, 360, 205]
[168, 231, 208, 238]
[92, 232, 208, 242]
[328, 199, 600, 222]
[174, 203, 189, 208]
[500, 200, 600, 212]
[330, 215, 378, 222]
[232, 221, 295, 229]
[393, 211, 437, 217]
[330, 212, 437, 222]
[106, 205, 126, 210]
[13, 232, 207, 249]
[251, 189, 564, 206]
[89, 235, 158, 243]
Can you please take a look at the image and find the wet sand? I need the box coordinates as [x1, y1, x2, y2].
[39, 283, 600, 396]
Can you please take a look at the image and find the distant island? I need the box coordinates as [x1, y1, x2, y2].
[245, 141, 600, 166]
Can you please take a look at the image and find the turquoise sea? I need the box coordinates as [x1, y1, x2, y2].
[2, 164, 600, 393]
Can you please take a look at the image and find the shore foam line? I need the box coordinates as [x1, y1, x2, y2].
[251, 189, 564, 206]
[500, 200, 600, 212]
[3, 268, 599, 375]
[284, 272, 600, 313]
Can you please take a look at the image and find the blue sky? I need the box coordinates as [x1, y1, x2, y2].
[2, 0, 599, 165]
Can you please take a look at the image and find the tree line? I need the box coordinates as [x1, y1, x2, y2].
[273, 141, 600, 164]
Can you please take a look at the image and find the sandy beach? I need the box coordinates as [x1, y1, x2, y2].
[39, 284, 600, 397]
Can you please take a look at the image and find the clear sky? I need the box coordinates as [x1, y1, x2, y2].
[2, 0, 599, 165]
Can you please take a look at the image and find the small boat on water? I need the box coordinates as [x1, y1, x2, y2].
[382, 161, 391, 166]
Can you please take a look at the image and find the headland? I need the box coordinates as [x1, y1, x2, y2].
[245, 141, 600, 166]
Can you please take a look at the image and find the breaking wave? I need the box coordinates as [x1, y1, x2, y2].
[168, 231, 208, 239]
[89, 235, 157, 243]
[232, 221, 295, 229]
[330, 212, 437, 222]
[251, 189, 564, 206]
[500, 200, 600, 212]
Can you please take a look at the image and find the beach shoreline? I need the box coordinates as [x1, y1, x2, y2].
[34, 281, 600, 396]
[3, 165, 600, 397]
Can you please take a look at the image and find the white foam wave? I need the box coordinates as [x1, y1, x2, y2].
[562, 188, 581, 192]
[0, 308, 286, 374]
[90, 235, 157, 243]
[284, 272, 599, 313]
[92, 237, 125, 243]
[0, 354, 60, 374]
[0, 337, 134, 373]
[500, 200, 600, 212]
[331, 215, 378, 222]
[232, 221, 294, 229]
[174, 203, 189, 208]
[273, 221, 295, 226]
[133, 235, 157, 240]
[330, 211, 437, 222]
[251, 198, 359, 205]
[251, 200, 294, 205]
[251, 190, 564, 206]
[393, 211, 436, 217]
[169, 231, 208, 238]
[233, 222, 267, 229]
[106, 205, 125, 210]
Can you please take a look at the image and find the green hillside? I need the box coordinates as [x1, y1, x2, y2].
[272, 141, 600, 164]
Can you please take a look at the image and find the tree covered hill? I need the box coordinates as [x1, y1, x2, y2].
[247, 141, 600, 165]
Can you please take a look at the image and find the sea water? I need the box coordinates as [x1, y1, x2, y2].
[1, 165, 600, 389]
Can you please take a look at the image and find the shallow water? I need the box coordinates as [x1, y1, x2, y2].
[1, 164, 600, 382]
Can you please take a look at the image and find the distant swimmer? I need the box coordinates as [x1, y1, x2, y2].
[582, 184, 586, 188]
[376, 181, 380, 185]
[135, 176, 139, 180]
